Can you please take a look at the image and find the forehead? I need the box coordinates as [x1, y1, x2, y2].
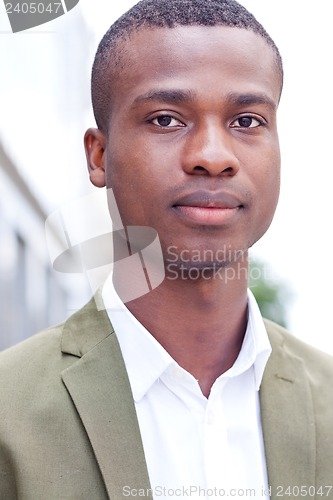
[108, 25, 281, 115]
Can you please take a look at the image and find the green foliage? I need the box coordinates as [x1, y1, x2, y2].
[249, 257, 291, 328]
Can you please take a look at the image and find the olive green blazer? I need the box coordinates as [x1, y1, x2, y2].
[1, 296, 333, 500]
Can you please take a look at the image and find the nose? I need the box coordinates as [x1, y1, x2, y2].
[181, 120, 240, 177]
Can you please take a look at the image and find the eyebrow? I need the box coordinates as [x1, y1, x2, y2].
[226, 92, 277, 111]
[132, 88, 277, 110]
[133, 89, 195, 107]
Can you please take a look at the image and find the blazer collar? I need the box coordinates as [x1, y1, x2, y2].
[61, 294, 112, 357]
[60, 294, 152, 500]
[261, 320, 316, 500]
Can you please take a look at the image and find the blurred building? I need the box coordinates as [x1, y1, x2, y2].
[0, 6, 95, 350]
[0, 141, 76, 349]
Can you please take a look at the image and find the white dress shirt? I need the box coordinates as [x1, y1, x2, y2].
[103, 275, 271, 500]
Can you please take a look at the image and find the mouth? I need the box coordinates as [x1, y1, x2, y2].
[172, 190, 244, 226]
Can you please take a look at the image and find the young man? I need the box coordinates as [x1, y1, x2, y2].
[1, 1, 333, 499]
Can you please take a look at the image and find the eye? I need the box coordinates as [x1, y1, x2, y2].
[151, 115, 185, 128]
[230, 116, 263, 129]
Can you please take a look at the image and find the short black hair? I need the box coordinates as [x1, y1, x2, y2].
[91, 0, 283, 131]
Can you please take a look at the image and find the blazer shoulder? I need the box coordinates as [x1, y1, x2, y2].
[0, 321, 67, 389]
[264, 318, 333, 380]
[0, 292, 111, 369]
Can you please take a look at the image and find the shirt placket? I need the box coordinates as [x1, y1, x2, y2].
[203, 379, 237, 499]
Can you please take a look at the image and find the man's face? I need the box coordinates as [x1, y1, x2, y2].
[101, 26, 281, 268]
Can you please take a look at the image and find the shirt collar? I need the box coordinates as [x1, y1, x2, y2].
[231, 289, 272, 390]
[102, 274, 271, 401]
[103, 274, 175, 402]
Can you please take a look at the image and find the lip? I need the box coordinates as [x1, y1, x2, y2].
[172, 190, 244, 225]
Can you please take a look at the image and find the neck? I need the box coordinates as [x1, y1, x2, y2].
[113, 259, 249, 397]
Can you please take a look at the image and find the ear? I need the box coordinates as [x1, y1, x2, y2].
[84, 128, 107, 188]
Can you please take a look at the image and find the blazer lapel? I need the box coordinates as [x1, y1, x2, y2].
[260, 322, 316, 500]
[60, 296, 152, 500]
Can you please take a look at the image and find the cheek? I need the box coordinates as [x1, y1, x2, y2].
[106, 136, 176, 195]
[247, 143, 280, 226]
[258, 159, 281, 230]
[258, 139, 281, 192]
[105, 149, 162, 226]
[267, 149, 281, 199]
